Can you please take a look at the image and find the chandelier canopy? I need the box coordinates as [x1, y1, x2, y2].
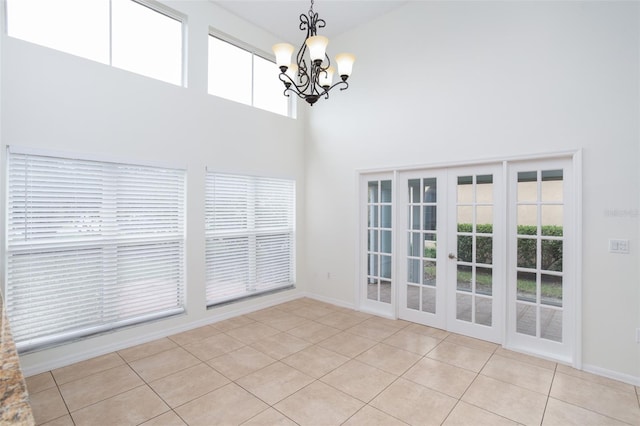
[272, 0, 355, 106]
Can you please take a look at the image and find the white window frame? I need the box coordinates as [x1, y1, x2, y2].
[205, 170, 296, 306]
[208, 29, 295, 117]
[4, 146, 187, 352]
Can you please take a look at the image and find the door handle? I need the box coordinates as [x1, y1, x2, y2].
[448, 253, 457, 260]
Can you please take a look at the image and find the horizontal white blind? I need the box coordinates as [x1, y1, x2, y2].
[206, 172, 295, 305]
[6, 150, 186, 352]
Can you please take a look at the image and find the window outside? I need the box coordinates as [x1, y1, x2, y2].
[208, 35, 290, 117]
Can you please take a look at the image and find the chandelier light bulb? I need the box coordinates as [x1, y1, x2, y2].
[285, 63, 299, 86]
[335, 53, 355, 80]
[319, 66, 335, 88]
[272, 43, 294, 71]
[305, 35, 329, 65]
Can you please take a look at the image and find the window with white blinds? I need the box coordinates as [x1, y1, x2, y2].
[5, 147, 186, 352]
[205, 172, 295, 305]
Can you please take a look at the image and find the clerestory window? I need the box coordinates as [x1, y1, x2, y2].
[6, 0, 185, 86]
[208, 34, 292, 117]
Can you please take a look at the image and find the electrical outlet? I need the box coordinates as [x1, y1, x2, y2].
[609, 239, 630, 254]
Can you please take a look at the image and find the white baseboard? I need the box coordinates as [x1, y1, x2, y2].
[582, 363, 640, 387]
[502, 343, 573, 366]
[496, 344, 640, 387]
[303, 292, 356, 310]
[358, 306, 396, 320]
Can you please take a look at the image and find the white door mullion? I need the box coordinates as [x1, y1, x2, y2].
[391, 170, 399, 318]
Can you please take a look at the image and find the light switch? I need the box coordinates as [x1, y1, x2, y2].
[609, 239, 630, 254]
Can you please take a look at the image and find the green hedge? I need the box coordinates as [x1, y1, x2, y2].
[456, 224, 562, 271]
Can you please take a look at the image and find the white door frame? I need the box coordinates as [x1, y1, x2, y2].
[356, 150, 581, 367]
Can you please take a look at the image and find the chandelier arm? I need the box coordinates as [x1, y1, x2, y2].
[295, 66, 312, 93]
[317, 79, 349, 97]
[284, 86, 313, 101]
[309, 65, 319, 96]
[296, 44, 308, 74]
[322, 53, 331, 70]
[278, 70, 310, 93]
[282, 82, 310, 101]
[334, 80, 349, 92]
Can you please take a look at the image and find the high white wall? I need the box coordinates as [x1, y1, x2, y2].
[305, 1, 639, 380]
[0, 0, 306, 374]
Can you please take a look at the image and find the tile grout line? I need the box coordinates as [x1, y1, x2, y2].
[538, 360, 558, 425]
[470, 352, 558, 397]
[458, 352, 538, 425]
[47, 371, 73, 426]
[124, 352, 181, 425]
[339, 336, 453, 424]
[119, 345, 226, 426]
[438, 399, 463, 426]
[545, 366, 638, 426]
[127, 336, 264, 426]
[451, 353, 484, 424]
[44, 352, 132, 425]
[420, 338, 489, 375]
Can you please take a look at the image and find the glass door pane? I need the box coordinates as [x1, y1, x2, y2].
[454, 174, 494, 327]
[515, 169, 564, 342]
[405, 177, 438, 315]
[366, 178, 392, 304]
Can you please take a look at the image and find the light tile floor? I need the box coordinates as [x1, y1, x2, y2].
[26, 298, 640, 426]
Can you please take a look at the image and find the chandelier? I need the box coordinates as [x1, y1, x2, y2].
[272, 0, 355, 106]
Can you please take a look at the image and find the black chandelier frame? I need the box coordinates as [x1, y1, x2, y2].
[277, 1, 350, 106]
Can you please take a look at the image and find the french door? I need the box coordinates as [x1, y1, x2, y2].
[360, 173, 395, 316]
[506, 158, 575, 363]
[446, 165, 503, 342]
[397, 171, 446, 328]
[397, 164, 503, 343]
[360, 155, 577, 363]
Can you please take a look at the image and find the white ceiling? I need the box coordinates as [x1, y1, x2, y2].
[212, 1, 408, 44]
